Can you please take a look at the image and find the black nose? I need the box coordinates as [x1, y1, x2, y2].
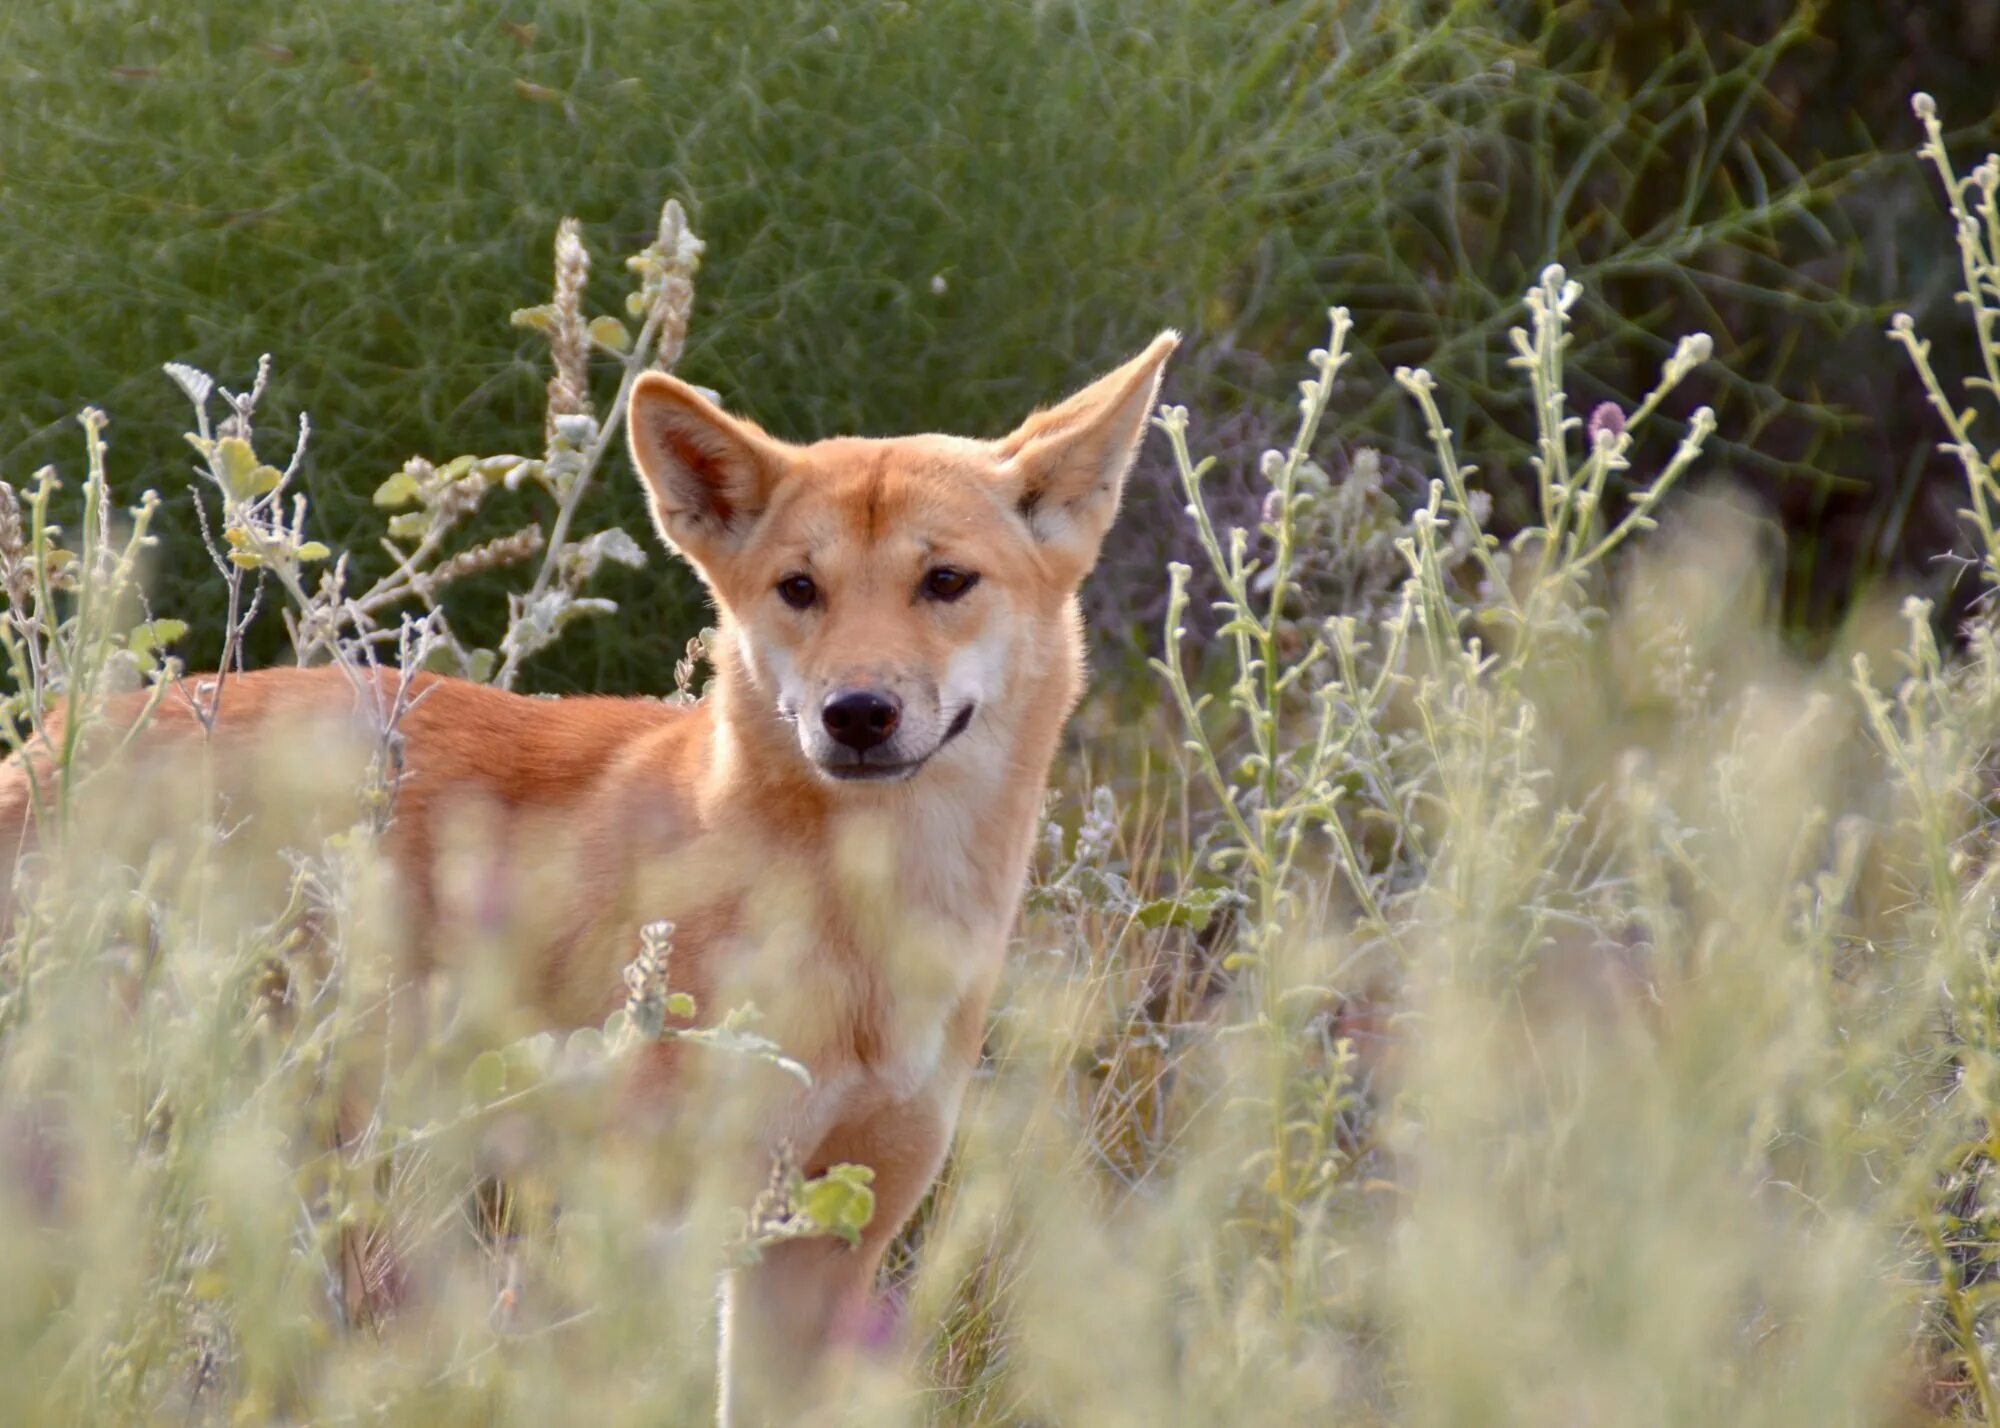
[821, 689, 900, 753]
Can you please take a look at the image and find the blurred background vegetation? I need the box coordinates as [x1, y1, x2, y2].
[3, 0, 1996, 690]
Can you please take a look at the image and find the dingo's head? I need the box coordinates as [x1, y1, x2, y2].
[627, 333, 1176, 786]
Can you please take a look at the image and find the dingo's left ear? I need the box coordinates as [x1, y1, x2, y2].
[995, 330, 1179, 577]
[627, 372, 791, 566]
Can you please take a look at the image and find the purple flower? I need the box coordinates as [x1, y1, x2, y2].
[1587, 402, 1626, 445]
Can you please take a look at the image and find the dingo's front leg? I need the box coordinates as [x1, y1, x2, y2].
[723, 1086, 956, 1418]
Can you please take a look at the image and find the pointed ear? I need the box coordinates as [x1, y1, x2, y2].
[994, 330, 1178, 575]
[626, 372, 790, 560]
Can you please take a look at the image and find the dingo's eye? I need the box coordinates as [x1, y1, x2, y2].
[777, 573, 819, 609]
[921, 567, 978, 603]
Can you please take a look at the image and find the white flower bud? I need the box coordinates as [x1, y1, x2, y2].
[552, 413, 598, 449]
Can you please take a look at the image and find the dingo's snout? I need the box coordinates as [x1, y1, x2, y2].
[821, 688, 900, 753]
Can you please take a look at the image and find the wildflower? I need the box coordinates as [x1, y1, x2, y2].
[426, 526, 546, 588]
[1076, 785, 1118, 865]
[0, 482, 30, 610]
[544, 218, 591, 449]
[1586, 402, 1626, 446]
[622, 920, 677, 1040]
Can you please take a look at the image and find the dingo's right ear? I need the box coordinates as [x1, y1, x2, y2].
[627, 372, 790, 561]
[993, 330, 1178, 582]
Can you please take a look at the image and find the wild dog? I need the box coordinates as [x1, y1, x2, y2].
[0, 331, 1177, 1400]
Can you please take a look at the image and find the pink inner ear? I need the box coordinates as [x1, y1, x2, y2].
[650, 408, 741, 524]
[993, 335, 1177, 545]
[682, 437, 735, 524]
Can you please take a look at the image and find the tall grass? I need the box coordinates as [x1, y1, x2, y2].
[8, 75, 2000, 1428]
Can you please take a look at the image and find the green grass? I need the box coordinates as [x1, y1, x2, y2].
[1, 0, 1509, 685]
[12, 0, 1944, 688]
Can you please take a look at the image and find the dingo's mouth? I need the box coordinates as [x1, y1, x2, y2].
[819, 703, 975, 783]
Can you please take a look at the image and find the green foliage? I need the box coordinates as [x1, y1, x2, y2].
[13, 0, 1941, 684]
[9, 0, 1499, 684]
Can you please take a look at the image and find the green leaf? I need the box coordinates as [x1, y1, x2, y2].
[293, 541, 331, 563]
[372, 471, 421, 508]
[510, 304, 557, 333]
[665, 991, 696, 1020]
[1134, 885, 1243, 933]
[127, 618, 188, 658]
[509, 1033, 557, 1082]
[213, 436, 283, 502]
[464, 1050, 507, 1105]
[588, 315, 632, 352]
[386, 511, 431, 541]
[465, 648, 498, 684]
[564, 1026, 607, 1070]
[685, 1022, 811, 1085]
[215, 437, 260, 501]
[795, 1164, 876, 1247]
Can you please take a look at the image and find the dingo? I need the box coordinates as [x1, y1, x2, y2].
[0, 331, 1177, 1398]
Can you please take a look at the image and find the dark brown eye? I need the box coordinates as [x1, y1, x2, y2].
[777, 573, 818, 609]
[922, 567, 978, 603]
